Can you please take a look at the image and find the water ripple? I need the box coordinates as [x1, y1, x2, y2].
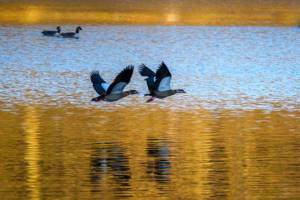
[0, 25, 299, 111]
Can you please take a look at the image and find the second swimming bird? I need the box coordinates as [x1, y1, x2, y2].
[60, 26, 82, 38]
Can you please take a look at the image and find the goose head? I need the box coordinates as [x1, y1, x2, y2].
[75, 26, 83, 34]
[56, 26, 61, 33]
[128, 90, 139, 95]
[175, 89, 186, 93]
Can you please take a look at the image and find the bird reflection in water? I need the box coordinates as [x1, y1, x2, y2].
[90, 143, 132, 198]
[146, 139, 171, 188]
[207, 140, 230, 199]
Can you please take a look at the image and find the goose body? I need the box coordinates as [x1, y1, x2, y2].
[90, 65, 139, 102]
[60, 26, 82, 38]
[139, 61, 186, 103]
[104, 91, 135, 102]
[155, 90, 177, 99]
[41, 26, 61, 36]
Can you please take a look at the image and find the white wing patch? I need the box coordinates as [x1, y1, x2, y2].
[158, 76, 171, 91]
[110, 82, 127, 94]
[102, 83, 109, 91]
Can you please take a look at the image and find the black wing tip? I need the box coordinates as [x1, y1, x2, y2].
[160, 61, 170, 71]
[125, 65, 134, 70]
[90, 70, 100, 76]
[122, 65, 134, 74]
[156, 61, 165, 72]
[138, 63, 147, 74]
[114, 65, 134, 81]
[155, 61, 171, 79]
[158, 61, 167, 69]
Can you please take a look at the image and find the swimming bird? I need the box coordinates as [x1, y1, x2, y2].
[138, 61, 186, 103]
[60, 26, 82, 38]
[41, 26, 61, 36]
[91, 65, 139, 102]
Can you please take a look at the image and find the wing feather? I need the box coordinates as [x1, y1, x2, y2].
[138, 64, 156, 77]
[106, 65, 134, 95]
[90, 70, 109, 95]
[152, 62, 172, 92]
[138, 64, 156, 92]
[158, 76, 171, 91]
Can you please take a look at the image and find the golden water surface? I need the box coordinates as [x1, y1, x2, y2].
[1, 102, 300, 199]
[1, 0, 300, 26]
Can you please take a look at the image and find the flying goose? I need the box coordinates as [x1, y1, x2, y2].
[60, 26, 82, 38]
[91, 65, 139, 102]
[41, 26, 61, 36]
[139, 61, 186, 103]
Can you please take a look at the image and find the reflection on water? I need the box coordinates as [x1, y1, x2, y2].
[24, 107, 40, 200]
[0, 103, 300, 199]
[208, 138, 230, 199]
[90, 143, 132, 198]
[146, 139, 170, 185]
[89, 140, 171, 198]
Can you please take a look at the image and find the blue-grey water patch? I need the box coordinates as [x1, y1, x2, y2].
[0, 25, 299, 111]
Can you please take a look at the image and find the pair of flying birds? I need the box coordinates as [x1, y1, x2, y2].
[90, 62, 186, 103]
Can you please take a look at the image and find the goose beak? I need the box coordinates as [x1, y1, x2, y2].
[130, 90, 139, 95]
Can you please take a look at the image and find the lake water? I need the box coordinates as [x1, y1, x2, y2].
[0, 24, 300, 199]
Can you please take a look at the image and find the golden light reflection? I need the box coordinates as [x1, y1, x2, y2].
[24, 107, 40, 200]
[0, 2, 300, 26]
[0, 101, 299, 199]
[24, 6, 41, 23]
[166, 13, 178, 23]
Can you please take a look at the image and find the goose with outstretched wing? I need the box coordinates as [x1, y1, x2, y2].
[90, 65, 139, 102]
[138, 61, 186, 103]
[138, 63, 156, 96]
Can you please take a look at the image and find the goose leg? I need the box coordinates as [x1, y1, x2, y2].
[146, 96, 156, 103]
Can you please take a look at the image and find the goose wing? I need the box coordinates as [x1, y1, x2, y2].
[106, 65, 134, 95]
[42, 31, 57, 34]
[152, 61, 172, 92]
[60, 32, 75, 37]
[138, 64, 156, 92]
[90, 70, 109, 95]
[42, 27, 60, 34]
[139, 63, 155, 77]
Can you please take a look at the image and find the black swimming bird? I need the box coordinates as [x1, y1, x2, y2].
[138, 61, 186, 103]
[91, 65, 139, 102]
[60, 26, 82, 38]
[41, 26, 61, 36]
